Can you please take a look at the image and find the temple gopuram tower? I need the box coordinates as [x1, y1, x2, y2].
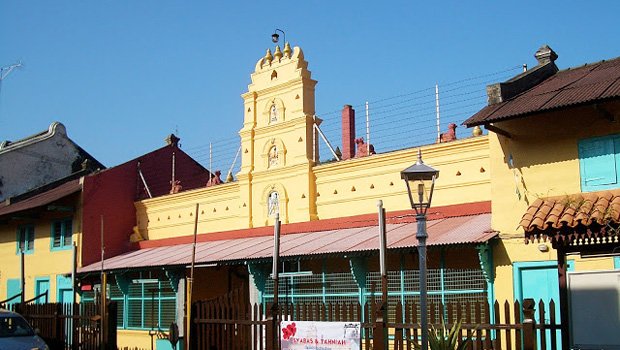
[239, 43, 319, 227]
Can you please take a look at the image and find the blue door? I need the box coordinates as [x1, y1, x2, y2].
[6, 279, 21, 304]
[514, 261, 574, 349]
[57, 275, 73, 303]
[59, 289, 73, 303]
[35, 278, 50, 304]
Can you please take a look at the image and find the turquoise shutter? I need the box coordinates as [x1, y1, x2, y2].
[7, 279, 21, 303]
[579, 137, 618, 191]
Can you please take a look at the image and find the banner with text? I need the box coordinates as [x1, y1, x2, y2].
[280, 321, 361, 350]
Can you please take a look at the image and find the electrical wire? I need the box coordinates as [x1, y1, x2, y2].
[182, 65, 522, 170]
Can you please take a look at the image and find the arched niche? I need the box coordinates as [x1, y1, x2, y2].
[261, 137, 287, 169]
[263, 98, 286, 125]
[260, 183, 289, 226]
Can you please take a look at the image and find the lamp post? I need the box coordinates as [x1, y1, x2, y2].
[401, 149, 439, 350]
[271, 213, 281, 350]
[271, 29, 286, 44]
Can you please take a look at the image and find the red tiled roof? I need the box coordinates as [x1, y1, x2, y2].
[0, 179, 82, 217]
[464, 57, 620, 126]
[520, 189, 620, 246]
[78, 212, 496, 273]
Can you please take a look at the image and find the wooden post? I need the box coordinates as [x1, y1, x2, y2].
[100, 215, 107, 350]
[101, 272, 107, 350]
[556, 245, 570, 350]
[106, 301, 117, 350]
[271, 215, 281, 350]
[20, 248, 25, 304]
[374, 201, 388, 350]
[522, 298, 537, 350]
[187, 203, 200, 350]
[370, 301, 387, 350]
[265, 307, 274, 350]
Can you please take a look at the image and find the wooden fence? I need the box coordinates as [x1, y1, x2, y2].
[10, 301, 117, 350]
[191, 298, 560, 350]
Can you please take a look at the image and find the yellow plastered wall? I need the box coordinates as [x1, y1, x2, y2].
[136, 182, 242, 240]
[488, 102, 620, 302]
[0, 218, 76, 302]
[117, 330, 152, 350]
[137, 135, 490, 239]
[315, 136, 490, 218]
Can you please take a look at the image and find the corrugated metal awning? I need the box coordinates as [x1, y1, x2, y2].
[0, 179, 81, 217]
[79, 213, 495, 273]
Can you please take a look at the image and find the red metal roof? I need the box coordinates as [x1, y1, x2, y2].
[464, 57, 620, 126]
[0, 179, 81, 217]
[135, 201, 492, 248]
[78, 213, 495, 273]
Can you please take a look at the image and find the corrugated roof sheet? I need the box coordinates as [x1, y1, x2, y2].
[464, 57, 620, 126]
[520, 189, 620, 246]
[79, 213, 495, 273]
[0, 179, 81, 217]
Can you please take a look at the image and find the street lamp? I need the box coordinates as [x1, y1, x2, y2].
[272, 29, 286, 44]
[401, 149, 439, 350]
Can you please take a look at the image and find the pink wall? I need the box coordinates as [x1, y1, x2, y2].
[81, 143, 209, 266]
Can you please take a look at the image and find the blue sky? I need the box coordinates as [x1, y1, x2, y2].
[1, 1, 619, 169]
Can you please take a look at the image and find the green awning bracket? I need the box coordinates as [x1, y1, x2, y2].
[247, 262, 270, 293]
[163, 267, 184, 292]
[476, 243, 494, 283]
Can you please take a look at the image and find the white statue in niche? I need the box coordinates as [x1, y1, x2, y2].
[268, 145, 279, 168]
[270, 104, 278, 123]
[268, 191, 279, 216]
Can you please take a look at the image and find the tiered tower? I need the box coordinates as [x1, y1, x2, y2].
[238, 43, 319, 227]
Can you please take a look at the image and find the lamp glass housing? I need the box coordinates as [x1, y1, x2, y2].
[401, 151, 439, 214]
[272, 33, 279, 43]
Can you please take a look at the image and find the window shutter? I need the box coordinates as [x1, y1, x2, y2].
[27, 226, 34, 251]
[17, 228, 26, 252]
[53, 221, 62, 247]
[579, 137, 618, 190]
[63, 220, 72, 246]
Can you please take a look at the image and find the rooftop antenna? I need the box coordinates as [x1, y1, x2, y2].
[0, 62, 23, 107]
[0, 62, 22, 82]
[435, 83, 441, 141]
[174, 125, 181, 148]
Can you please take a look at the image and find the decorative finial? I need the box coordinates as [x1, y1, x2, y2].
[226, 171, 234, 183]
[472, 125, 483, 137]
[264, 48, 273, 63]
[274, 45, 283, 61]
[417, 149, 424, 164]
[283, 42, 292, 58]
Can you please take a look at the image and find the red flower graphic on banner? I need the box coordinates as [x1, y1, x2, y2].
[282, 322, 297, 340]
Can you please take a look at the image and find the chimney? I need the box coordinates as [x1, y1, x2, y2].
[486, 45, 559, 105]
[341, 105, 356, 160]
[535, 45, 558, 65]
[165, 134, 180, 146]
